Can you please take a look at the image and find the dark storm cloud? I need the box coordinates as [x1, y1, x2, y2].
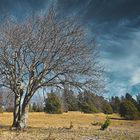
[0, 0, 139, 25]
[85, 0, 140, 21]
[57, 0, 140, 59]
[0, 0, 49, 13]
[57, 0, 140, 21]
[57, 0, 140, 51]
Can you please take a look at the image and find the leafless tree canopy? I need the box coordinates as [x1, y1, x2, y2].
[0, 8, 103, 129]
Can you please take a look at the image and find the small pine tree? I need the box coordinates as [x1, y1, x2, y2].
[103, 103, 113, 114]
[78, 92, 99, 113]
[101, 116, 111, 130]
[119, 100, 140, 120]
[80, 101, 98, 113]
[44, 93, 62, 114]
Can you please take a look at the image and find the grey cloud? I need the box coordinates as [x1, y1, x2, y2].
[0, 0, 49, 13]
[57, 0, 140, 22]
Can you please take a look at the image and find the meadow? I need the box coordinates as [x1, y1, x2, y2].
[0, 112, 140, 140]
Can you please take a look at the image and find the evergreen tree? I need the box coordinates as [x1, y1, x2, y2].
[125, 93, 137, 107]
[62, 89, 78, 111]
[102, 102, 113, 114]
[78, 91, 98, 113]
[44, 93, 62, 114]
[136, 94, 140, 112]
[119, 100, 140, 120]
[110, 96, 120, 113]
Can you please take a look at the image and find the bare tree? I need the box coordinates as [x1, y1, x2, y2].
[0, 8, 103, 130]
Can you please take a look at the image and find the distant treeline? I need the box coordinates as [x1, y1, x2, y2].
[0, 89, 140, 120]
[110, 93, 140, 120]
[42, 90, 140, 120]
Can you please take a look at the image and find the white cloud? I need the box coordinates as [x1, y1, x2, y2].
[101, 30, 140, 97]
[131, 68, 140, 85]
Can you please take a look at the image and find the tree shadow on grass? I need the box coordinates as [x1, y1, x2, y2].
[110, 117, 126, 120]
[0, 125, 11, 130]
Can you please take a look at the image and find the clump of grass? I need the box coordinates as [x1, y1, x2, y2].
[91, 121, 102, 126]
[100, 116, 111, 130]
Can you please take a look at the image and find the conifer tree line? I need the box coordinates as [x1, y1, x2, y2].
[0, 88, 140, 120]
[43, 90, 140, 120]
[110, 93, 140, 120]
[34, 89, 115, 114]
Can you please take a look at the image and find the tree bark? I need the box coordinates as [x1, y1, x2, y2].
[12, 94, 21, 129]
[12, 94, 29, 130]
[19, 104, 29, 129]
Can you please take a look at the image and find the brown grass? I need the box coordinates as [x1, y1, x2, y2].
[0, 112, 140, 140]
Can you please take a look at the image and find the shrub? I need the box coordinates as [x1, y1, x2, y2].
[79, 101, 99, 113]
[44, 93, 62, 114]
[101, 116, 111, 130]
[77, 92, 99, 113]
[103, 103, 113, 114]
[119, 100, 140, 120]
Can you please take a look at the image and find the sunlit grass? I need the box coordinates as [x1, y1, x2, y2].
[0, 112, 140, 140]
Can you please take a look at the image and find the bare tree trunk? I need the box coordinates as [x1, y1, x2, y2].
[12, 94, 29, 130]
[12, 94, 21, 129]
[19, 104, 29, 129]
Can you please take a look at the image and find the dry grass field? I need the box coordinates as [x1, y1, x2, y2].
[0, 112, 140, 140]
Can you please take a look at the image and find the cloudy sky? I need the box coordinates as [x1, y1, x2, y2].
[0, 0, 140, 97]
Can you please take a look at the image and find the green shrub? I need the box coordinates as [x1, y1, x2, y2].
[44, 93, 62, 114]
[80, 101, 99, 113]
[119, 100, 140, 120]
[103, 103, 113, 114]
[101, 117, 111, 130]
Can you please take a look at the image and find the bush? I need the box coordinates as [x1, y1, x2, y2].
[79, 101, 99, 113]
[103, 103, 113, 114]
[119, 100, 140, 120]
[101, 116, 111, 130]
[77, 92, 99, 113]
[44, 93, 62, 114]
